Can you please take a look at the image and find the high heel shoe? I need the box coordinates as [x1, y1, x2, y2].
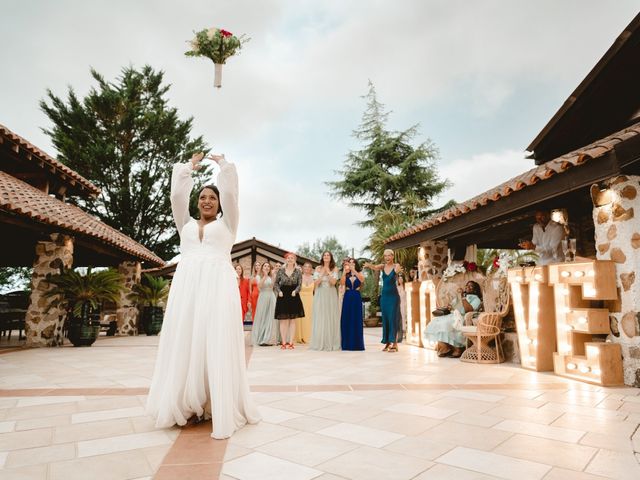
[280, 343, 287, 350]
[286, 343, 295, 349]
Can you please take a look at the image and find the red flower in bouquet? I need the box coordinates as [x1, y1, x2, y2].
[467, 262, 478, 272]
[492, 256, 500, 269]
[220, 29, 233, 37]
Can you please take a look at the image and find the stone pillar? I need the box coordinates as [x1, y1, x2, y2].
[116, 261, 141, 336]
[25, 234, 74, 347]
[417, 240, 448, 281]
[592, 175, 640, 386]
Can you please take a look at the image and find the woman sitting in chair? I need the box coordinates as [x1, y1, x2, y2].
[424, 281, 483, 358]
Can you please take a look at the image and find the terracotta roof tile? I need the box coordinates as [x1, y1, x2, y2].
[387, 124, 640, 244]
[0, 171, 164, 266]
[0, 123, 100, 197]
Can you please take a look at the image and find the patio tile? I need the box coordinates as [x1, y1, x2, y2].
[258, 405, 304, 423]
[223, 442, 252, 461]
[493, 434, 597, 471]
[543, 466, 620, 479]
[493, 419, 585, 443]
[256, 431, 359, 466]
[279, 415, 338, 433]
[384, 435, 456, 460]
[485, 405, 564, 425]
[579, 431, 636, 453]
[384, 402, 458, 419]
[161, 431, 226, 464]
[358, 411, 442, 436]
[77, 431, 172, 457]
[71, 406, 146, 424]
[317, 445, 433, 480]
[228, 422, 299, 449]
[311, 403, 382, 422]
[0, 464, 47, 480]
[420, 421, 513, 451]
[15, 396, 85, 407]
[413, 463, 497, 479]
[154, 464, 221, 480]
[306, 391, 363, 403]
[450, 412, 503, 427]
[54, 418, 134, 443]
[222, 451, 322, 480]
[584, 448, 640, 480]
[435, 446, 552, 480]
[0, 428, 52, 451]
[317, 422, 404, 448]
[14, 414, 70, 431]
[4, 443, 76, 468]
[49, 449, 154, 480]
[0, 420, 15, 433]
[267, 396, 335, 414]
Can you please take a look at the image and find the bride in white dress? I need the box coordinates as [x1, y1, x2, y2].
[146, 152, 261, 439]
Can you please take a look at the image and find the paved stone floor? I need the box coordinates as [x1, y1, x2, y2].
[0, 328, 639, 479]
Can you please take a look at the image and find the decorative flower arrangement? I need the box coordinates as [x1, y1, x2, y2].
[185, 27, 250, 88]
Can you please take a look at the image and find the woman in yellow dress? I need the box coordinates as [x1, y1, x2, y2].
[296, 261, 315, 343]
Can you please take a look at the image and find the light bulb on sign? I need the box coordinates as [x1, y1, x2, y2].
[577, 316, 587, 325]
[588, 270, 595, 277]
[534, 273, 542, 281]
[579, 365, 591, 374]
[566, 363, 577, 370]
[574, 271, 584, 278]
[561, 271, 571, 278]
[592, 368, 601, 376]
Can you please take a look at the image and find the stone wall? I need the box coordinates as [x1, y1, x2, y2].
[116, 261, 141, 336]
[235, 254, 273, 278]
[24, 234, 74, 347]
[592, 175, 640, 386]
[418, 241, 448, 280]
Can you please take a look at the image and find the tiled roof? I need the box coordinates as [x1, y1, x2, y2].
[387, 123, 640, 244]
[0, 123, 100, 197]
[0, 170, 164, 266]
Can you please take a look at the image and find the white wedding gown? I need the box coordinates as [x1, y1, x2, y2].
[146, 159, 261, 439]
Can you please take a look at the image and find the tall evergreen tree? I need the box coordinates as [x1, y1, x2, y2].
[41, 66, 209, 260]
[328, 81, 450, 226]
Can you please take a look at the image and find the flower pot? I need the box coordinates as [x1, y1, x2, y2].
[364, 317, 380, 328]
[67, 305, 101, 347]
[214, 63, 223, 88]
[142, 306, 164, 335]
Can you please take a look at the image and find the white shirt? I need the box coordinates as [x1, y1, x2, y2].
[532, 220, 565, 266]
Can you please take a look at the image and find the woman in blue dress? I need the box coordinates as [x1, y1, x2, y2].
[364, 249, 403, 352]
[340, 258, 365, 351]
[424, 280, 483, 358]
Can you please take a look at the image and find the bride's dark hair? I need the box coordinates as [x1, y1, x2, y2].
[198, 185, 223, 217]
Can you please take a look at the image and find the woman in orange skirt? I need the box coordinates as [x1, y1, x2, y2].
[235, 264, 250, 322]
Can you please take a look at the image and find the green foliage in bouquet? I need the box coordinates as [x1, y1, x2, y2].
[185, 28, 249, 64]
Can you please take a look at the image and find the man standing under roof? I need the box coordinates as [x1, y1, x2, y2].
[519, 210, 566, 265]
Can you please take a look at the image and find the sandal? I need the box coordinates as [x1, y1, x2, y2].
[280, 343, 287, 350]
[388, 346, 398, 352]
[382, 344, 390, 352]
[286, 343, 294, 349]
[450, 348, 464, 358]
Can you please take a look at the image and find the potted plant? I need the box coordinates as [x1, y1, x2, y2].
[45, 268, 125, 346]
[128, 274, 170, 335]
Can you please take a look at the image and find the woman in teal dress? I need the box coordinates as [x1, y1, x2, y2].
[310, 251, 341, 351]
[424, 280, 483, 358]
[364, 249, 403, 352]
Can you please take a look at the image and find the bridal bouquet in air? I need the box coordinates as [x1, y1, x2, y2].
[185, 27, 250, 88]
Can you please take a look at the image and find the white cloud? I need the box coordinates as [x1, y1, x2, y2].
[434, 149, 530, 205]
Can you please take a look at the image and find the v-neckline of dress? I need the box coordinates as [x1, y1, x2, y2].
[196, 219, 216, 243]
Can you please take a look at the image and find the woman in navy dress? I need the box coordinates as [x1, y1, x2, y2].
[340, 258, 365, 351]
[364, 249, 403, 352]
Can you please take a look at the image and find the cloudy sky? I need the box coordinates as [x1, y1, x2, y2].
[2, 0, 638, 258]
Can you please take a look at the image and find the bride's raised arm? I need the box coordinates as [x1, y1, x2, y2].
[209, 154, 239, 237]
[170, 162, 195, 235]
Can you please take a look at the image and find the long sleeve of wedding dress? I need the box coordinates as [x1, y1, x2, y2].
[171, 162, 194, 234]
[216, 158, 239, 238]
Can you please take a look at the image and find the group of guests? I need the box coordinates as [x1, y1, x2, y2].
[236, 248, 404, 352]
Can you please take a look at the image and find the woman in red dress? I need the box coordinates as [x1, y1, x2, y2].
[235, 264, 250, 322]
[249, 261, 261, 322]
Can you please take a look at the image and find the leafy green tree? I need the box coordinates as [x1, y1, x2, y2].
[40, 66, 210, 260]
[328, 81, 450, 227]
[296, 236, 350, 264]
[0, 267, 32, 294]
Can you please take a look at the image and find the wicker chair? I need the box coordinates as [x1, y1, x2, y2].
[458, 275, 510, 364]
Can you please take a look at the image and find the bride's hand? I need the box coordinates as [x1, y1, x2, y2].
[205, 153, 225, 165]
[190, 152, 205, 170]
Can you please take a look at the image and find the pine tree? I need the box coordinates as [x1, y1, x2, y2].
[328, 81, 450, 227]
[40, 66, 209, 260]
